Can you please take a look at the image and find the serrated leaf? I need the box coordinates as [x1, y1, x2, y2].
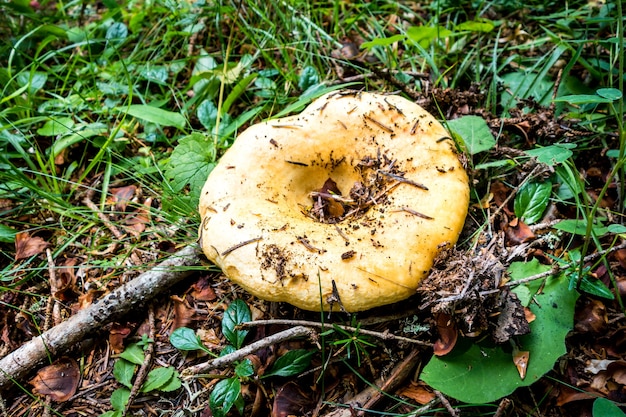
[170, 327, 205, 351]
[119, 343, 144, 365]
[422, 271, 578, 403]
[234, 359, 254, 378]
[140, 366, 175, 393]
[158, 370, 182, 392]
[514, 179, 552, 224]
[209, 377, 241, 417]
[113, 359, 135, 388]
[110, 387, 130, 411]
[263, 350, 314, 378]
[447, 115, 496, 155]
[526, 143, 576, 166]
[164, 133, 216, 209]
[122, 104, 186, 129]
[222, 299, 251, 349]
[593, 397, 626, 417]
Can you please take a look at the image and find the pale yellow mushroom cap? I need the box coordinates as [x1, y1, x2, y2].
[199, 90, 469, 312]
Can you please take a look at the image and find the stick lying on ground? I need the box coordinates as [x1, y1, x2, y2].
[0, 245, 202, 391]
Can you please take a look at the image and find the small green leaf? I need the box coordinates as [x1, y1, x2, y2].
[593, 397, 626, 417]
[222, 299, 251, 349]
[170, 327, 205, 351]
[234, 359, 254, 378]
[508, 258, 552, 306]
[158, 370, 182, 392]
[577, 275, 614, 300]
[360, 34, 406, 49]
[596, 88, 622, 101]
[113, 359, 135, 388]
[106, 22, 128, 43]
[447, 115, 496, 155]
[263, 350, 314, 378]
[37, 117, 75, 136]
[298, 66, 320, 92]
[553, 94, 612, 104]
[122, 104, 186, 129]
[608, 224, 626, 234]
[0, 224, 18, 243]
[406, 26, 452, 47]
[209, 378, 241, 417]
[526, 143, 576, 166]
[514, 179, 552, 224]
[553, 219, 608, 237]
[119, 343, 144, 365]
[140, 366, 175, 393]
[110, 387, 130, 411]
[456, 19, 494, 33]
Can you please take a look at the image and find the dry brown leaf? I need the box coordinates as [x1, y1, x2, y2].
[109, 323, 132, 354]
[190, 276, 217, 301]
[396, 381, 436, 405]
[513, 350, 530, 380]
[506, 218, 535, 245]
[433, 313, 457, 356]
[30, 357, 80, 402]
[51, 257, 79, 301]
[575, 299, 607, 334]
[125, 197, 152, 237]
[272, 381, 316, 417]
[109, 185, 137, 212]
[15, 232, 50, 260]
[172, 295, 196, 330]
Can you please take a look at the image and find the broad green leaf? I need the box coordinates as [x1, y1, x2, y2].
[263, 350, 314, 378]
[514, 179, 552, 224]
[447, 115, 496, 155]
[553, 219, 608, 237]
[37, 117, 75, 136]
[608, 224, 626, 234]
[360, 34, 405, 49]
[406, 26, 453, 47]
[0, 224, 18, 243]
[98, 412, 120, 417]
[16, 71, 47, 94]
[593, 397, 626, 417]
[500, 72, 553, 109]
[119, 343, 144, 365]
[122, 104, 186, 129]
[209, 377, 241, 417]
[140, 366, 175, 393]
[222, 299, 251, 349]
[234, 359, 254, 378]
[423, 270, 578, 403]
[526, 143, 576, 166]
[596, 88, 622, 101]
[49, 123, 108, 158]
[113, 359, 135, 388]
[157, 370, 182, 392]
[273, 83, 357, 118]
[170, 327, 205, 351]
[110, 387, 130, 411]
[508, 258, 552, 306]
[456, 19, 494, 33]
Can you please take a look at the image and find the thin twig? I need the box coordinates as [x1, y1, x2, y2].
[220, 237, 262, 257]
[182, 326, 315, 377]
[241, 319, 432, 347]
[377, 170, 428, 190]
[123, 305, 156, 416]
[435, 390, 460, 417]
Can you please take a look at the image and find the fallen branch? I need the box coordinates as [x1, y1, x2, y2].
[0, 245, 202, 391]
[182, 326, 315, 377]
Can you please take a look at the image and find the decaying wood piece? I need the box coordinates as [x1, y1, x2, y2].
[0, 245, 202, 391]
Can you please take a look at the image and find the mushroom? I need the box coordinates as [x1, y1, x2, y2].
[199, 90, 469, 312]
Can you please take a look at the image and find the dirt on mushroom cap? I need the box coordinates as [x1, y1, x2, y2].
[199, 90, 470, 312]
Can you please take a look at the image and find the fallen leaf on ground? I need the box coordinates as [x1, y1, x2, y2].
[397, 381, 436, 404]
[190, 276, 217, 301]
[109, 185, 137, 212]
[575, 299, 607, 334]
[433, 313, 457, 356]
[15, 232, 50, 260]
[272, 381, 316, 417]
[30, 357, 80, 402]
[513, 350, 530, 379]
[109, 323, 132, 353]
[506, 217, 535, 245]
